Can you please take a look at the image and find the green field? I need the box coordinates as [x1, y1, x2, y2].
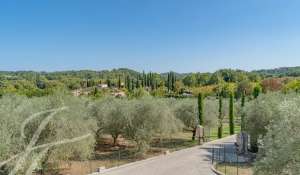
[209, 123, 241, 140]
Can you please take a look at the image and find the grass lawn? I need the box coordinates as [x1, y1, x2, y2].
[216, 163, 253, 175]
[209, 123, 241, 140]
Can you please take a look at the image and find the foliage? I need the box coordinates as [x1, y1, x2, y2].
[203, 98, 219, 129]
[254, 66, 300, 77]
[218, 94, 223, 138]
[215, 83, 237, 98]
[235, 80, 253, 98]
[0, 94, 96, 174]
[172, 99, 197, 129]
[240, 91, 246, 131]
[244, 93, 284, 151]
[191, 85, 216, 97]
[252, 85, 262, 99]
[124, 97, 183, 153]
[198, 93, 204, 125]
[254, 95, 300, 175]
[261, 78, 284, 93]
[283, 79, 300, 93]
[1, 67, 299, 98]
[172, 97, 218, 129]
[128, 88, 150, 99]
[94, 98, 130, 145]
[151, 86, 167, 97]
[91, 96, 184, 153]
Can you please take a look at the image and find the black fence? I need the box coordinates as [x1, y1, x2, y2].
[211, 143, 252, 175]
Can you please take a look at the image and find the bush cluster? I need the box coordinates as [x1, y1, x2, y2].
[244, 93, 300, 174]
[0, 93, 224, 174]
[0, 94, 96, 174]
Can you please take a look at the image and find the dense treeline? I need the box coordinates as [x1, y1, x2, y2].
[254, 66, 300, 77]
[3, 67, 300, 99]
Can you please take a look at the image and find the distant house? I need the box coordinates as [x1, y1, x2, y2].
[120, 82, 125, 88]
[71, 89, 82, 97]
[181, 89, 193, 97]
[98, 84, 108, 88]
[182, 92, 193, 97]
[112, 91, 126, 98]
[71, 88, 91, 96]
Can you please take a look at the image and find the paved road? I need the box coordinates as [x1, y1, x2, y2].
[94, 135, 236, 175]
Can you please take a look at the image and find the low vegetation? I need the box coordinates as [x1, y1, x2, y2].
[216, 163, 253, 175]
[0, 93, 238, 174]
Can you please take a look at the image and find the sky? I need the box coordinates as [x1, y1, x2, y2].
[1, 0, 300, 73]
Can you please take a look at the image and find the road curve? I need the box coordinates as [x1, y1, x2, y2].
[95, 135, 236, 175]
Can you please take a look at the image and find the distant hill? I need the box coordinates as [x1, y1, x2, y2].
[2, 66, 300, 81]
[253, 66, 300, 77]
[160, 72, 189, 80]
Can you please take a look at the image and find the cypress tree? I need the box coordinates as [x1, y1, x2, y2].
[141, 71, 145, 87]
[147, 73, 151, 87]
[146, 73, 149, 87]
[171, 72, 176, 91]
[107, 79, 111, 88]
[131, 79, 135, 90]
[144, 73, 147, 87]
[150, 75, 155, 90]
[167, 73, 170, 92]
[198, 93, 204, 125]
[126, 76, 131, 91]
[173, 73, 176, 90]
[148, 72, 150, 87]
[218, 94, 223, 138]
[229, 92, 235, 135]
[136, 76, 140, 88]
[241, 91, 246, 131]
[93, 87, 99, 96]
[118, 75, 121, 89]
[253, 86, 261, 99]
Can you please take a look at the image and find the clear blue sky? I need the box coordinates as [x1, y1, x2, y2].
[1, 0, 300, 73]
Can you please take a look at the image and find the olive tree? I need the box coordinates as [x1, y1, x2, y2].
[172, 99, 197, 140]
[124, 97, 182, 153]
[203, 98, 218, 138]
[203, 98, 218, 128]
[172, 98, 218, 140]
[98, 98, 129, 145]
[41, 94, 96, 161]
[254, 95, 300, 175]
[0, 95, 29, 162]
[244, 93, 284, 152]
[0, 94, 97, 174]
